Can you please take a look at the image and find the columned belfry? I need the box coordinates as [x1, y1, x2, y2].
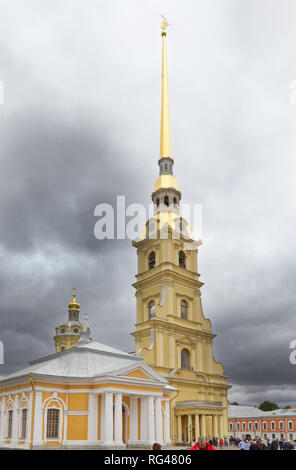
[131, 18, 230, 444]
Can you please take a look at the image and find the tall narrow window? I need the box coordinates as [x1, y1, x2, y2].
[21, 409, 27, 439]
[148, 251, 156, 270]
[164, 195, 169, 206]
[179, 251, 186, 269]
[46, 409, 60, 439]
[148, 300, 155, 319]
[156, 198, 160, 207]
[181, 349, 190, 369]
[7, 410, 13, 439]
[181, 300, 188, 320]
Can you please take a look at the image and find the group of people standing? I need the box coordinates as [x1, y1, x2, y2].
[231, 436, 296, 450]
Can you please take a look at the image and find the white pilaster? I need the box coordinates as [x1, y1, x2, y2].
[130, 396, 138, 444]
[0, 397, 5, 443]
[164, 400, 171, 443]
[33, 391, 43, 446]
[114, 393, 123, 445]
[155, 397, 162, 444]
[103, 392, 113, 445]
[147, 396, 155, 445]
[140, 397, 147, 442]
[11, 394, 19, 444]
[88, 392, 98, 444]
[100, 393, 105, 442]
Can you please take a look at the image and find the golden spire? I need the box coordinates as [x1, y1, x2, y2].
[68, 287, 80, 311]
[159, 15, 172, 160]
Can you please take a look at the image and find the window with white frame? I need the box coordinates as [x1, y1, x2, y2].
[21, 409, 28, 439]
[279, 421, 284, 431]
[242, 422, 246, 431]
[248, 421, 252, 431]
[288, 421, 293, 431]
[271, 421, 275, 431]
[46, 409, 59, 439]
[263, 421, 267, 431]
[236, 422, 240, 431]
[229, 422, 233, 431]
[254, 421, 259, 431]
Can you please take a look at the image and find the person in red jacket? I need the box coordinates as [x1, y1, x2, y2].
[190, 437, 216, 450]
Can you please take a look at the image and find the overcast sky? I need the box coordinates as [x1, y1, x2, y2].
[0, 0, 296, 407]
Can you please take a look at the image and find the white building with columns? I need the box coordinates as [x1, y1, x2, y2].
[0, 334, 174, 449]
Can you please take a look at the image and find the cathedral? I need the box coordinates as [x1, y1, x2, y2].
[0, 22, 229, 449]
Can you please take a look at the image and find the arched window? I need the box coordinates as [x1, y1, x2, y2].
[148, 300, 155, 319]
[46, 409, 60, 439]
[263, 422, 267, 431]
[181, 348, 190, 369]
[21, 409, 28, 440]
[156, 198, 160, 207]
[164, 195, 169, 206]
[148, 251, 156, 270]
[179, 251, 186, 269]
[181, 300, 188, 320]
[60, 346, 65, 352]
[242, 422, 246, 431]
[7, 410, 13, 439]
[173, 197, 177, 205]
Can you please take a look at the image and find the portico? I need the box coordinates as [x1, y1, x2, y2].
[175, 402, 226, 444]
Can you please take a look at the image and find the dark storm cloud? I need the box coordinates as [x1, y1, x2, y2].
[0, 0, 296, 407]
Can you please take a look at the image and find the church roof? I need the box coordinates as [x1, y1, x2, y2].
[0, 340, 167, 384]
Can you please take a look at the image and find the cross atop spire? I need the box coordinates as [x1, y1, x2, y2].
[159, 15, 173, 160]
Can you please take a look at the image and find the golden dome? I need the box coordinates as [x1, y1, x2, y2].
[153, 175, 179, 192]
[68, 288, 80, 311]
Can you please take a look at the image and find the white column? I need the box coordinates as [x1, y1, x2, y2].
[103, 392, 113, 445]
[195, 414, 200, 441]
[100, 394, 105, 442]
[130, 396, 138, 444]
[11, 394, 19, 444]
[219, 415, 224, 438]
[201, 414, 206, 437]
[177, 415, 182, 442]
[140, 397, 147, 442]
[88, 392, 98, 444]
[33, 391, 43, 447]
[164, 400, 170, 443]
[213, 414, 218, 438]
[155, 397, 162, 444]
[26, 392, 33, 446]
[0, 398, 5, 443]
[188, 414, 192, 445]
[147, 396, 155, 445]
[114, 393, 123, 445]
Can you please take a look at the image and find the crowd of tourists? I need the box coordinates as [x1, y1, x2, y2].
[189, 436, 296, 450]
[230, 436, 296, 450]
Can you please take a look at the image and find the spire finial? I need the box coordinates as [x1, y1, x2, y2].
[72, 287, 77, 300]
[160, 14, 171, 36]
[159, 15, 172, 160]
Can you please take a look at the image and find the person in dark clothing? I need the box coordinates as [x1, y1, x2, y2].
[282, 440, 294, 450]
[271, 439, 279, 450]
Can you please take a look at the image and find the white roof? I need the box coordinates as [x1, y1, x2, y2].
[228, 405, 296, 418]
[228, 405, 264, 418]
[0, 340, 167, 383]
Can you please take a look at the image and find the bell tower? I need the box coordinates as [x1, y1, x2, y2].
[131, 18, 230, 443]
[54, 289, 91, 352]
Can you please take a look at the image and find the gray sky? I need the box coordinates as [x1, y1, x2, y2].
[0, 0, 296, 407]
